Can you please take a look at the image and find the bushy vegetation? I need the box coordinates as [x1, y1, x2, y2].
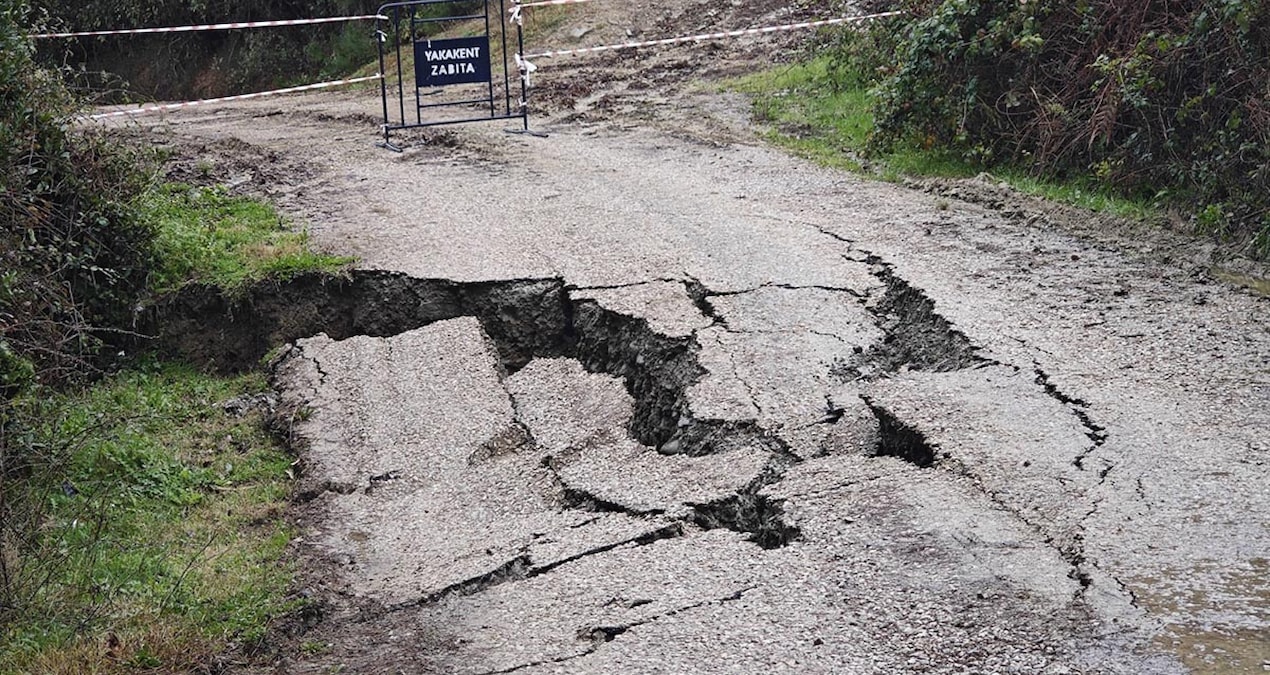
[2, 0, 154, 392]
[32, 0, 380, 99]
[3, 3, 345, 669]
[735, 57, 1156, 223]
[842, 0, 1269, 256]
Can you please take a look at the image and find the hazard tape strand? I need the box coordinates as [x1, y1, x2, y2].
[514, 53, 538, 87]
[89, 74, 384, 120]
[521, 10, 903, 59]
[32, 15, 388, 40]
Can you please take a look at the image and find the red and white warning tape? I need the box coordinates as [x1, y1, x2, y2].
[521, 10, 903, 59]
[90, 74, 384, 120]
[32, 15, 387, 40]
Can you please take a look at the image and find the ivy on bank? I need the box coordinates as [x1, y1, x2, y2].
[2, 0, 154, 393]
[848, 0, 1269, 256]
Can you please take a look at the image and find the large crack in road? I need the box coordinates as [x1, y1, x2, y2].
[146, 253, 1187, 673]
[123, 48, 1270, 670]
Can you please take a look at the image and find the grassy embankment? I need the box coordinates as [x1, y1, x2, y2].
[0, 184, 348, 674]
[733, 57, 1155, 221]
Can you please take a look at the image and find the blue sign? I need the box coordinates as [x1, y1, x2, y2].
[414, 36, 492, 87]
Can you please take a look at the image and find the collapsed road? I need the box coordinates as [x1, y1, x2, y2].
[125, 14, 1269, 672]
[138, 104, 1270, 671]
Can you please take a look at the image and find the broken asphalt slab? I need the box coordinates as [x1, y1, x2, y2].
[260, 295, 1180, 673]
[138, 93, 1270, 673]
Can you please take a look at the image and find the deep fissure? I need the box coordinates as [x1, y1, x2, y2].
[140, 262, 1040, 563]
[833, 255, 988, 381]
[141, 270, 804, 547]
[137, 262, 1126, 631]
[861, 396, 940, 468]
[688, 454, 801, 549]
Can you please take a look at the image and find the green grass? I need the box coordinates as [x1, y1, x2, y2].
[733, 59, 873, 172]
[732, 57, 1156, 222]
[142, 183, 351, 292]
[0, 142, 351, 674]
[989, 168, 1157, 221]
[0, 362, 298, 674]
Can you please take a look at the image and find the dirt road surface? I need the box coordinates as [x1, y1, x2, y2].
[115, 1, 1269, 672]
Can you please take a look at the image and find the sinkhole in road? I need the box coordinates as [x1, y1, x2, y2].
[139, 268, 975, 549]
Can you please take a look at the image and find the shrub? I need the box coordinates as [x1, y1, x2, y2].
[1, 0, 154, 391]
[34, 0, 383, 99]
[859, 0, 1270, 256]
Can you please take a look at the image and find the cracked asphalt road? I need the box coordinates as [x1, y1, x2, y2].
[125, 42, 1270, 675]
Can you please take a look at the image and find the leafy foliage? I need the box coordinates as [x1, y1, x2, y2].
[857, 0, 1270, 256]
[33, 0, 381, 99]
[1, 0, 155, 392]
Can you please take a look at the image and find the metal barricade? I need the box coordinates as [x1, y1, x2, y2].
[376, 0, 530, 149]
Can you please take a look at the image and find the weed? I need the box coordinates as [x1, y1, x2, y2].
[0, 362, 298, 673]
[301, 640, 331, 655]
[142, 183, 352, 293]
[732, 56, 1158, 223]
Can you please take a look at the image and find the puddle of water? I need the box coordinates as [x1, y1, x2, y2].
[1212, 268, 1270, 298]
[1155, 625, 1270, 674]
[1132, 559, 1270, 673]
